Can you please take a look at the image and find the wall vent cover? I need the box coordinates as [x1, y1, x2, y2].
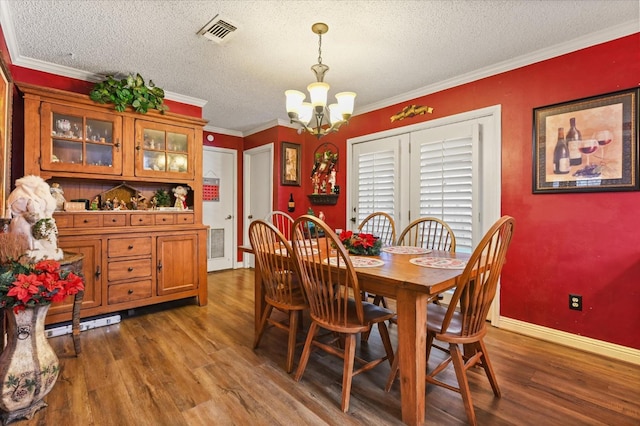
[198, 15, 238, 44]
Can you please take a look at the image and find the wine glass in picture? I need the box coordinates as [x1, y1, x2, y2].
[579, 138, 599, 166]
[592, 129, 613, 164]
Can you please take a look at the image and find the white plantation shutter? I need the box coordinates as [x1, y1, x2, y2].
[352, 135, 406, 228]
[417, 136, 474, 252]
[357, 150, 395, 221]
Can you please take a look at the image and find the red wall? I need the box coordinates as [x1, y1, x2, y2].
[279, 33, 640, 349]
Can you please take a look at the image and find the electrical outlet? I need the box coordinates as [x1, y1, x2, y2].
[569, 294, 582, 311]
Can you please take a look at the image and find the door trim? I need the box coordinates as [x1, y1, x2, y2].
[242, 143, 274, 268]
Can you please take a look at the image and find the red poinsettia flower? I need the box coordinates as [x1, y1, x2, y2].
[35, 259, 60, 274]
[339, 230, 353, 242]
[8, 273, 42, 304]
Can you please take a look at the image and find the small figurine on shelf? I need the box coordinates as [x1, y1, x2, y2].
[90, 197, 100, 210]
[112, 196, 121, 210]
[172, 186, 188, 210]
[50, 182, 66, 211]
[136, 193, 148, 210]
[130, 197, 138, 210]
[329, 170, 337, 193]
[119, 199, 128, 210]
[150, 196, 158, 210]
[104, 198, 113, 210]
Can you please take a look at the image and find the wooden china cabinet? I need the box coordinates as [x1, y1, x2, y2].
[17, 83, 209, 325]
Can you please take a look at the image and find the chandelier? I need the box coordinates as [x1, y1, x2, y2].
[285, 23, 356, 139]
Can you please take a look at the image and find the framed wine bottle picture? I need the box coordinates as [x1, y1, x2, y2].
[532, 87, 639, 193]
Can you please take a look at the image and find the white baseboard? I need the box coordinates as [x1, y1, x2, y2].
[498, 316, 640, 366]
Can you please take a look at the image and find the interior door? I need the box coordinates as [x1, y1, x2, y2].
[202, 147, 236, 271]
[243, 144, 273, 268]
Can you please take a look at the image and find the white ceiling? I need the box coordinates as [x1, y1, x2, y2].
[1, 1, 638, 136]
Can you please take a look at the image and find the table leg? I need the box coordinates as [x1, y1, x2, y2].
[396, 289, 428, 426]
[71, 290, 85, 356]
[253, 264, 266, 340]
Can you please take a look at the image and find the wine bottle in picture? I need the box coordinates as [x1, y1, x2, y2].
[566, 117, 582, 166]
[287, 193, 295, 212]
[553, 127, 570, 174]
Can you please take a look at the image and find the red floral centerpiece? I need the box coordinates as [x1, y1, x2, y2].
[337, 231, 382, 256]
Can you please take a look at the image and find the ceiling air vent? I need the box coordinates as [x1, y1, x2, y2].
[198, 15, 238, 44]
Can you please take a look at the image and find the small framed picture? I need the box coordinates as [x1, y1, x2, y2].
[532, 88, 639, 193]
[281, 142, 301, 186]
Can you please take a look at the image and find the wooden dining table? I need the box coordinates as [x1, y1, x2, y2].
[240, 243, 469, 426]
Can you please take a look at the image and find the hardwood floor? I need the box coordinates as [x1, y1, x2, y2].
[19, 269, 640, 425]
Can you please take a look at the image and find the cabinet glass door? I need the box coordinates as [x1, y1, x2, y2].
[41, 103, 122, 175]
[135, 120, 194, 179]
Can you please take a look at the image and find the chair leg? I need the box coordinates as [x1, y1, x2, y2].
[341, 333, 357, 412]
[385, 348, 399, 392]
[377, 321, 394, 367]
[294, 322, 317, 382]
[372, 295, 388, 308]
[253, 305, 273, 348]
[477, 339, 501, 397]
[425, 331, 435, 363]
[450, 343, 477, 426]
[285, 309, 300, 374]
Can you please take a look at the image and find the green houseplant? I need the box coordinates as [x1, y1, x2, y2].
[90, 73, 169, 114]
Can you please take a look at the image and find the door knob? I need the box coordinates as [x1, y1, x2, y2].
[248, 215, 253, 219]
[225, 215, 232, 220]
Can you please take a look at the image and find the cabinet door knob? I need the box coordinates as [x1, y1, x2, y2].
[225, 215, 232, 220]
[135, 144, 141, 151]
[157, 261, 163, 271]
[128, 267, 134, 272]
[128, 289, 134, 295]
[84, 219, 89, 223]
[128, 245, 134, 249]
[95, 266, 101, 277]
[115, 140, 120, 152]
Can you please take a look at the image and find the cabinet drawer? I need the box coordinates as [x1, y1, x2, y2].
[107, 237, 152, 258]
[54, 214, 73, 228]
[108, 258, 152, 281]
[155, 214, 175, 225]
[74, 214, 101, 227]
[108, 280, 152, 304]
[130, 214, 153, 226]
[176, 213, 194, 224]
[103, 214, 126, 227]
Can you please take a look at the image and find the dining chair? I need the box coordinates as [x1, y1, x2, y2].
[357, 211, 396, 246]
[396, 216, 456, 252]
[290, 215, 395, 413]
[386, 215, 515, 426]
[265, 210, 294, 241]
[248, 219, 308, 373]
[396, 216, 457, 306]
[357, 212, 396, 311]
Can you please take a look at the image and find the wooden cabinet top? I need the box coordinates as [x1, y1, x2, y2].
[17, 83, 208, 128]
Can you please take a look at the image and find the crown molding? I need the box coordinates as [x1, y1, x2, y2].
[244, 119, 296, 137]
[203, 125, 243, 138]
[356, 21, 639, 115]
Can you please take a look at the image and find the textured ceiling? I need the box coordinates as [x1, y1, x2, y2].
[1, 1, 638, 135]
